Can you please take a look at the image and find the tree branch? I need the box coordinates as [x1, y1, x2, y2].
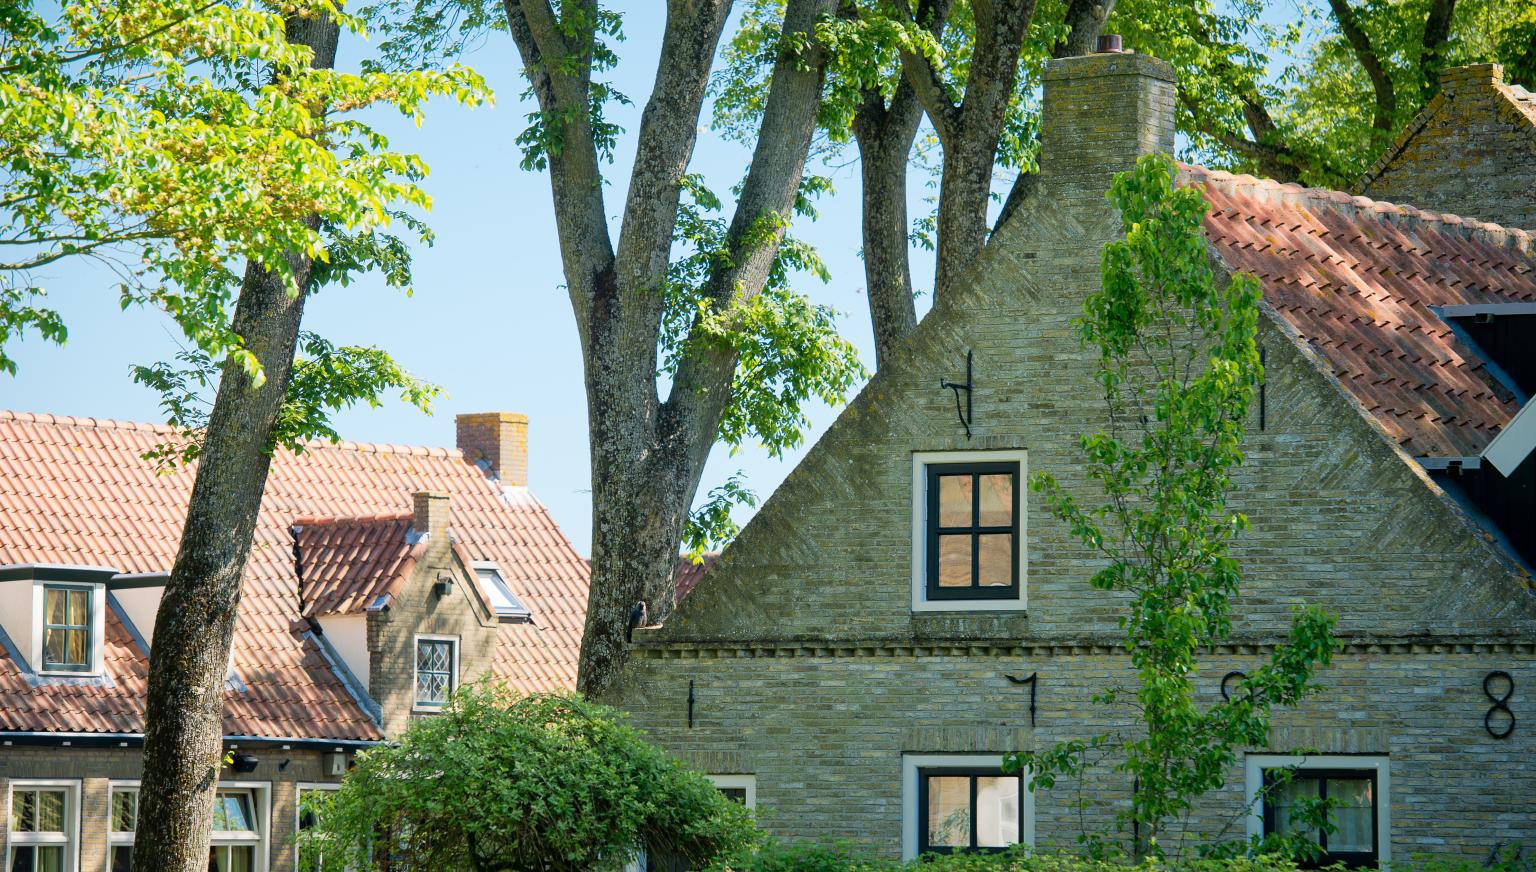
[502, 0, 614, 345]
[1053, 0, 1116, 58]
[1326, 0, 1397, 132]
[891, 0, 960, 139]
[1420, 0, 1457, 97]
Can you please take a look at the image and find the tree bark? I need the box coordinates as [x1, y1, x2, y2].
[852, 82, 922, 369]
[1053, 0, 1116, 58]
[898, 0, 1036, 302]
[1419, 0, 1457, 98]
[130, 13, 336, 872]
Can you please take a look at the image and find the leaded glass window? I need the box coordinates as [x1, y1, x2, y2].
[415, 637, 456, 707]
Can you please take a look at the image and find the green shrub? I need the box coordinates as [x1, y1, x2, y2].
[300, 686, 759, 871]
[706, 845, 1306, 872]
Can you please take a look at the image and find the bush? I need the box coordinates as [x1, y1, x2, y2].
[705, 845, 1306, 872]
[300, 687, 759, 871]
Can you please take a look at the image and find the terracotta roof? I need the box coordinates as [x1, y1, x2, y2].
[675, 553, 719, 602]
[295, 515, 421, 617]
[0, 411, 589, 738]
[1189, 165, 1536, 457]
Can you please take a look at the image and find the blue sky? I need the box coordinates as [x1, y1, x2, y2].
[5, 6, 947, 556]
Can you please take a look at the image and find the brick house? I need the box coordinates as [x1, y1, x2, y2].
[0, 410, 588, 871]
[610, 52, 1536, 864]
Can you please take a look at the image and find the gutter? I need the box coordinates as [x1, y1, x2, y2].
[0, 732, 380, 750]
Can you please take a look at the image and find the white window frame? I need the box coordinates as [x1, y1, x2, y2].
[901, 754, 1033, 860]
[1244, 754, 1391, 865]
[31, 581, 106, 676]
[412, 634, 458, 712]
[7, 779, 81, 872]
[704, 774, 756, 809]
[911, 450, 1029, 613]
[106, 781, 139, 872]
[295, 783, 341, 872]
[209, 781, 271, 872]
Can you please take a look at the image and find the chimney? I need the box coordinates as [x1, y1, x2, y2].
[412, 491, 451, 542]
[1438, 63, 1503, 99]
[1038, 39, 1177, 205]
[455, 412, 528, 486]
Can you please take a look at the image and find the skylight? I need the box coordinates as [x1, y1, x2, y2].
[474, 565, 531, 622]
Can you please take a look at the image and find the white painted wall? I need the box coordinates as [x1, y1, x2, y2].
[316, 614, 370, 692]
[113, 586, 163, 649]
[0, 580, 33, 665]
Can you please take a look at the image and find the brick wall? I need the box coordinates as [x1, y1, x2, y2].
[367, 515, 503, 736]
[0, 746, 343, 872]
[1361, 64, 1536, 232]
[609, 50, 1536, 861]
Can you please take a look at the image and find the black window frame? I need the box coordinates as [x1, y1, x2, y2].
[917, 767, 1025, 855]
[925, 462, 1021, 601]
[1262, 767, 1380, 869]
[41, 583, 93, 672]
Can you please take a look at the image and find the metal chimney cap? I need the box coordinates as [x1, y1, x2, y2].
[1095, 34, 1124, 53]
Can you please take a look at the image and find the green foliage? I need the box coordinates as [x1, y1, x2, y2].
[0, 0, 490, 377]
[685, 472, 760, 563]
[131, 332, 440, 468]
[300, 687, 760, 872]
[707, 844, 1314, 872]
[1008, 155, 1337, 856]
[662, 174, 866, 459]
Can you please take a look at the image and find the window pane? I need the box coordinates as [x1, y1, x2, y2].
[926, 776, 971, 847]
[43, 629, 67, 667]
[212, 792, 253, 832]
[112, 790, 137, 832]
[977, 534, 1012, 587]
[938, 475, 972, 527]
[67, 589, 88, 625]
[977, 474, 1012, 526]
[1270, 777, 1320, 844]
[111, 846, 133, 872]
[13, 789, 35, 831]
[66, 629, 88, 666]
[937, 536, 972, 587]
[976, 776, 1020, 847]
[1328, 778, 1375, 853]
[35, 790, 64, 833]
[44, 589, 67, 625]
[718, 788, 748, 805]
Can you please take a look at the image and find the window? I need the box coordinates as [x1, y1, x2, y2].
[413, 636, 457, 709]
[902, 755, 1033, 860]
[473, 565, 531, 622]
[912, 452, 1027, 612]
[296, 785, 340, 872]
[209, 788, 262, 872]
[705, 775, 755, 809]
[8, 781, 77, 872]
[108, 785, 137, 872]
[40, 585, 92, 672]
[1246, 755, 1390, 868]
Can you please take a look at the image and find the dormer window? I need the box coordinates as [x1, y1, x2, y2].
[41, 585, 93, 672]
[0, 565, 112, 677]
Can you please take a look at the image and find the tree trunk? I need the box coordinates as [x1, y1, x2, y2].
[852, 82, 923, 368]
[131, 13, 336, 872]
[1053, 0, 1116, 58]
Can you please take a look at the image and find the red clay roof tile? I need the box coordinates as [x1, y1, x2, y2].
[1187, 165, 1536, 458]
[0, 411, 588, 739]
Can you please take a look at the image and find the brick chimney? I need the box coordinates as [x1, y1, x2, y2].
[412, 491, 451, 542]
[455, 412, 528, 486]
[1438, 62, 1503, 99]
[1038, 41, 1177, 207]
